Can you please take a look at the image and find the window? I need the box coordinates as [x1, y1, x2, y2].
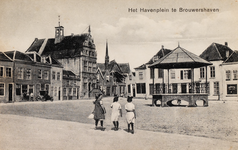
[170, 70, 175, 79]
[181, 70, 191, 80]
[149, 84, 154, 95]
[17, 68, 23, 79]
[57, 72, 60, 80]
[0, 83, 4, 95]
[158, 69, 163, 78]
[214, 82, 219, 96]
[139, 72, 143, 80]
[52, 71, 56, 80]
[84, 66, 87, 71]
[38, 70, 42, 79]
[129, 75, 132, 80]
[26, 69, 31, 80]
[44, 71, 49, 80]
[136, 83, 146, 94]
[210, 66, 215, 78]
[200, 67, 205, 78]
[150, 68, 154, 79]
[226, 70, 231, 81]
[63, 88, 67, 96]
[51, 86, 54, 96]
[233, 70, 237, 80]
[29, 85, 33, 94]
[6, 67, 11, 77]
[16, 84, 21, 95]
[68, 88, 72, 96]
[0, 67, 3, 77]
[73, 88, 77, 96]
[227, 84, 237, 94]
[45, 85, 49, 93]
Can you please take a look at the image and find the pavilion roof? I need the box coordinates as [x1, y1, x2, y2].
[149, 46, 212, 69]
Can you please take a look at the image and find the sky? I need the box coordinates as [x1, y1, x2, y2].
[0, 0, 238, 71]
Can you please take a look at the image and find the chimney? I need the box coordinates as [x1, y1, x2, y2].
[225, 42, 228, 46]
[226, 49, 229, 58]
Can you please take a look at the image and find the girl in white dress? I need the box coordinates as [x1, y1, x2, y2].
[125, 96, 136, 134]
[111, 96, 122, 131]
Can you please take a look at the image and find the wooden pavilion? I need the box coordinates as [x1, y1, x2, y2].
[149, 45, 212, 107]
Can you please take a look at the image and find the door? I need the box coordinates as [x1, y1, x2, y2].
[181, 83, 187, 93]
[58, 91, 61, 100]
[9, 84, 12, 102]
[88, 83, 91, 97]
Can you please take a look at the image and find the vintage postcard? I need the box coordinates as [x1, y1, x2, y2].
[0, 0, 238, 149]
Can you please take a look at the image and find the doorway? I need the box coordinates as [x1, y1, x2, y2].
[8, 84, 12, 102]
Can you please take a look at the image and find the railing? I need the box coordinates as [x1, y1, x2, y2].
[153, 83, 209, 95]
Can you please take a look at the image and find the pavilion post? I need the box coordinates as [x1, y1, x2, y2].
[191, 68, 194, 93]
[167, 69, 170, 93]
[206, 66, 208, 93]
[162, 69, 165, 94]
[152, 68, 155, 95]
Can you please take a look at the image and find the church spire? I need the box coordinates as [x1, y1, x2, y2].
[105, 40, 109, 70]
[88, 25, 91, 35]
[58, 15, 60, 26]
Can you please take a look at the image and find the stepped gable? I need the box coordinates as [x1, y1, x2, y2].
[200, 43, 233, 61]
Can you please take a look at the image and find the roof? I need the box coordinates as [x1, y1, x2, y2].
[97, 60, 130, 74]
[147, 47, 172, 64]
[200, 43, 233, 61]
[0, 52, 12, 62]
[118, 63, 130, 74]
[224, 50, 238, 63]
[149, 46, 212, 69]
[134, 64, 147, 70]
[63, 70, 80, 80]
[4, 51, 33, 62]
[26, 33, 95, 59]
[135, 46, 172, 69]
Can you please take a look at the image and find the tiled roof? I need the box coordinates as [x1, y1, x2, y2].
[135, 46, 172, 69]
[149, 46, 212, 69]
[0, 52, 12, 62]
[4, 51, 33, 62]
[147, 48, 172, 64]
[63, 70, 80, 80]
[26, 33, 94, 59]
[97, 61, 130, 74]
[224, 50, 238, 63]
[134, 64, 146, 70]
[118, 63, 130, 74]
[200, 43, 233, 61]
